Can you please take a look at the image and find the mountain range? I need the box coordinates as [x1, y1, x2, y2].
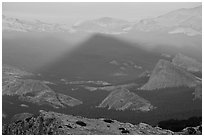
[2, 15, 74, 33]
[2, 5, 202, 36]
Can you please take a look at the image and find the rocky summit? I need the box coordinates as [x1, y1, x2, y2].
[98, 88, 154, 112]
[140, 59, 199, 90]
[3, 110, 175, 135]
[3, 110, 201, 135]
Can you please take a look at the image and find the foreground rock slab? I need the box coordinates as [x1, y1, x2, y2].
[3, 110, 175, 135]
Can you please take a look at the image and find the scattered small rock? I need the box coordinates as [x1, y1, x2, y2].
[187, 127, 196, 135]
[103, 119, 114, 123]
[76, 121, 87, 127]
[65, 125, 73, 129]
[119, 127, 125, 130]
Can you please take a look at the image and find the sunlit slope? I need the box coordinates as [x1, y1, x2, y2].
[141, 59, 199, 90]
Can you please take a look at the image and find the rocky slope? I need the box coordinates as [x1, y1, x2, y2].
[172, 53, 202, 72]
[2, 65, 82, 108]
[140, 59, 200, 90]
[2, 110, 175, 135]
[98, 88, 154, 112]
[3, 110, 201, 135]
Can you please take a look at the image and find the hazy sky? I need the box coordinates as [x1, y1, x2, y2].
[3, 2, 201, 24]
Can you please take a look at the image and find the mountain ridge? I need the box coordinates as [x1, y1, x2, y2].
[98, 88, 154, 112]
[140, 59, 199, 90]
[131, 5, 201, 36]
[2, 15, 74, 33]
[3, 5, 201, 36]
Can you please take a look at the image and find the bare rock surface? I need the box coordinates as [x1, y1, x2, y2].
[140, 59, 200, 90]
[2, 110, 175, 135]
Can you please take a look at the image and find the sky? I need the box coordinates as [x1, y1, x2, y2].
[3, 2, 201, 25]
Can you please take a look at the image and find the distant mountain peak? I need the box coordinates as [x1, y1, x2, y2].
[97, 17, 117, 22]
[132, 5, 202, 36]
[72, 17, 133, 34]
